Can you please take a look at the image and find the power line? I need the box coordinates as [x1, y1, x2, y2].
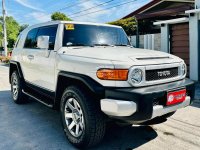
[34, 0, 125, 21]
[68, 0, 115, 16]
[17, 0, 94, 24]
[71, 0, 138, 18]
[9, 0, 63, 24]
[56, 0, 93, 12]
[18, 0, 140, 24]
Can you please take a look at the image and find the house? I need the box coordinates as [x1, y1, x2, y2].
[123, 0, 194, 35]
[122, 0, 200, 81]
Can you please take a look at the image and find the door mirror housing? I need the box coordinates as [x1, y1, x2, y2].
[37, 36, 49, 49]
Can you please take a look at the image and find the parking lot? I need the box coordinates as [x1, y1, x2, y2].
[0, 64, 200, 150]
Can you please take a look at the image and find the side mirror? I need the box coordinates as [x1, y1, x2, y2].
[37, 36, 49, 49]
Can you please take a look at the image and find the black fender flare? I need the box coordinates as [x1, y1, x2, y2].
[56, 71, 105, 95]
[54, 71, 105, 109]
[9, 60, 24, 83]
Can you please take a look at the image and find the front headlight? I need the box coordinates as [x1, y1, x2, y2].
[181, 63, 187, 76]
[131, 68, 143, 84]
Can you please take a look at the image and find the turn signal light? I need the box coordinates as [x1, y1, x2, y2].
[97, 69, 128, 81]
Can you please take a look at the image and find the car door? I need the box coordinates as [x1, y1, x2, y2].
[28, 25, 58, 92]
[21, 27, 39, 83]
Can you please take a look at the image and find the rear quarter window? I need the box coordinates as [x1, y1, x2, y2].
[24, 28, 39, 49]
[24, 25, 58, 50]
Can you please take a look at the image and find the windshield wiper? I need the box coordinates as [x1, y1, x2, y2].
[66, 42, 92, 47]
[68, 44, 86, 46]
[93, 44, 114, 47]
[115, 44, 131, 47]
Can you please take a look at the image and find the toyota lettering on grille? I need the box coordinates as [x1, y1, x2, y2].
[157, 70, 171, 77]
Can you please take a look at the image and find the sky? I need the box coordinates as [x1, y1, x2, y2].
[3, 0, 151, 25]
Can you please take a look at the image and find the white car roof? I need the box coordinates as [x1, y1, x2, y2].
[26, 21, 122, 30]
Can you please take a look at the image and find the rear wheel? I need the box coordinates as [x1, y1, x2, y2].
[11, 71, 26, 104]
[60, 86, 106, 148]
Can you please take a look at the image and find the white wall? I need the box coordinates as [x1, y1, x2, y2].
[188, 13, 199, 81]
[195, 0, 200, 8]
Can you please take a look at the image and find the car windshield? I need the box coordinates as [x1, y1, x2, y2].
[63, 24, 130, 47]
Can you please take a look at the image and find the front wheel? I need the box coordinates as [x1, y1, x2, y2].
[60, 86, 106, 148]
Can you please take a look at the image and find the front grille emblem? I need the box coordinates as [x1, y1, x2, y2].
[146, 67, 178, 81]
[157, 71, 171, 77]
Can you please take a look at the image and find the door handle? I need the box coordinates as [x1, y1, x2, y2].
[27, 55, 34, 60]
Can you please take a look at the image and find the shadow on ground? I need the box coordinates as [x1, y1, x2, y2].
[191, 100, 200, 108]
[0, 90, 157, 150]
[92, 125, 157, 150]
[190, 83, 200, 109]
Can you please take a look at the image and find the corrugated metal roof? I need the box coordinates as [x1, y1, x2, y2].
[122, 0, 194, 19]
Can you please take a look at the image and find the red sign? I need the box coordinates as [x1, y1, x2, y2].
[167, 89, 186, 106]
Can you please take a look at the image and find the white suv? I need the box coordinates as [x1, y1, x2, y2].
[10, 21, 195, 148]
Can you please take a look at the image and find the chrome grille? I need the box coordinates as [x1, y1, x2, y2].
[146, 67, 179, 81]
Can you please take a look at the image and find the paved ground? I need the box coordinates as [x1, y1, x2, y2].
[0, 64, 200, 150]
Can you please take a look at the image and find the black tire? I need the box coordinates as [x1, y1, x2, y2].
[115, 122, 132, 127]
[60, 86, 106, 148]
[11, 71, 26, 104]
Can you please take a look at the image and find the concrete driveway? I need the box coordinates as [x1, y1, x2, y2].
[0, 64, 200, 150]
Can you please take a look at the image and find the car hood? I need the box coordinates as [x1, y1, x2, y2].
[59, 46, 182, 65]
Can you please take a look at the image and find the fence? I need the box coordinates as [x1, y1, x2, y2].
[129, 33, 161, 51]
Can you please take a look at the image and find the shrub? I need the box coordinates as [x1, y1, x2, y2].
[0, 56, 11, 64]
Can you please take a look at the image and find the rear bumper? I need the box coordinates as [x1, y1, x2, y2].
[101, 79, 195, 122]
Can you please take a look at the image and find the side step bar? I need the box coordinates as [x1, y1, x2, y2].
[22, 90, 53, 108]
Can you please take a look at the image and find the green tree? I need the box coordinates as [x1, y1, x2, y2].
[0, 16, 21, 48]
[108, 17, 137, 36]
[51, 12, 72, 21]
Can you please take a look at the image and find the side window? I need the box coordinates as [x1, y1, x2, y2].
[36, 25, 58, 50]
[24, 28, 38, 48]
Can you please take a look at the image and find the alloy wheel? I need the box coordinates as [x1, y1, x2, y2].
[12, 73, 19, 100]
[64, 98, 84, 137]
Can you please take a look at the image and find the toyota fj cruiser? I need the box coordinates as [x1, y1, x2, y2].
[10, 21, 195, 148]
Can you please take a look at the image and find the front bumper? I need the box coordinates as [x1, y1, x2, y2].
[101, 79, 195, 122]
